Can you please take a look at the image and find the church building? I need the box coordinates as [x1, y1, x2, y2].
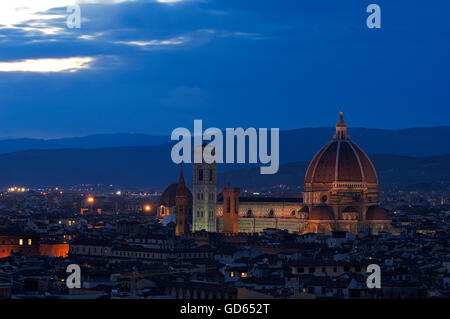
[157, 111, 392, 235]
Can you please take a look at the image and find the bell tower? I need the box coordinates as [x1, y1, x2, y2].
[222, 188, 240, 233]
[192, 145, 217, 232]
[175, 166, 189, 236]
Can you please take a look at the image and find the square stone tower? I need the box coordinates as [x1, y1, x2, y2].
[192, 145, 217, 232]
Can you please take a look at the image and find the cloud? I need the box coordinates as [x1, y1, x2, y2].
[0, 57, 95, 73]
[156, 0, 188, 3]
[0, 1, 137, 36]
[78, 32, 105, 40]
[114, 36, 188, 47]
[117, 29, 265, 49]
[113, 29, 217, 51]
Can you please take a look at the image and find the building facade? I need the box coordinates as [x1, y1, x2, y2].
[160, 111, 392, 235]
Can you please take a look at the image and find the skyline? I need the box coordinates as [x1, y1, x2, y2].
[0, 0, 449, 138]
[0, 1, 448, 304]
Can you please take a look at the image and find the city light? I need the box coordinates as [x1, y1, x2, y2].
[87, 196, 94, 203]
[8, 186, 27, 193]
[144, 205, 151, 212]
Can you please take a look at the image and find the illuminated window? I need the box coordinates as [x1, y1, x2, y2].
[28, 239, 32, 245]
[230, 272, 235, 278]
[19, 239, 23, 245]
[241, 273, 247, 278]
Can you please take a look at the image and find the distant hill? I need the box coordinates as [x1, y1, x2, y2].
[0, 144, 449, 189]
[0, 145, 182, 189]
[218, 154, 450, 189]
[0, 126, 449, 189]
[0, 126, 449, 159]
[0, 133, 167, 154]
[278, 126, 450, 161]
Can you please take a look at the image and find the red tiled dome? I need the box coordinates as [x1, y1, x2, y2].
[159, 167, 192, 206]
[309, 205, 335, 220]
[159, 183, 192, 206]
[366, 206, 389, 220]
[159, 184, 178, 206]
[305, 112, 378, 185]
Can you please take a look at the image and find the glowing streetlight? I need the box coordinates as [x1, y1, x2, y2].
[144, 205, 151, 212]
[87, 196, 94, 203]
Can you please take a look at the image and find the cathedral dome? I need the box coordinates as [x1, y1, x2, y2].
[159, 184, 178, 206]
[159, 182, 192, 207]
[366, 206, 389, 220]
[305, 111, 378, 185]
[309, 205, 335, 220]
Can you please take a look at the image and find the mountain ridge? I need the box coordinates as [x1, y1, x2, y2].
[0, 126, 449, 189]
[0, 126, 449, 157]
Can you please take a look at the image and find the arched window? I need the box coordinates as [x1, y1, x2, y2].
[269, 209, 274, 217]
[291, 210, 296, 216]
[247, 209, 252, 217]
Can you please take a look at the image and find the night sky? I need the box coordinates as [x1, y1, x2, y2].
[0, 0, 449, 138]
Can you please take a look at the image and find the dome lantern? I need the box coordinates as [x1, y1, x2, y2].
[333, 110, 350, 140]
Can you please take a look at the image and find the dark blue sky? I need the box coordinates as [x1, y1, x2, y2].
[0, 0, 449, 138]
